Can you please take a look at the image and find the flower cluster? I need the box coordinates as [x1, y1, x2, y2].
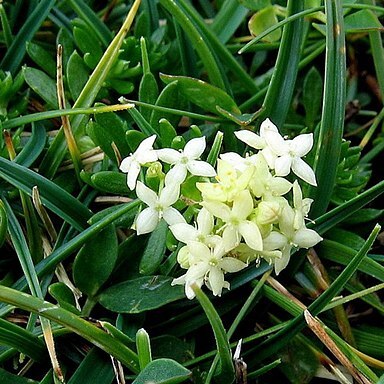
[120, 118, 322, 299]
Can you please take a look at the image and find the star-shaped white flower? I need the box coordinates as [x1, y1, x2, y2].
[263, 203, 322, 274]
[203, 190, 263, 252]
[170, 208, 220, 248]
[234, 118, 279, 168]
[157, 137, 216, 184]
[263, 128, 317, 186]
[120, 135, 158, 190]
[172, 240, 247, 298]
[135, 181, 185, 235]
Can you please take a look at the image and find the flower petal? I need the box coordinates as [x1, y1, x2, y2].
[219, 257, 247, 273]
[184, 136, 206, 159]
[238, 221, 263, 251]
[292, 158, 317, 186]
[136, 181, 157, 206]
[163, 207, 185, 226]
[235, 130, 264, 149]
[127, 161, 141, 190]
[197, 207, 214, 235]
[274, 246, 291, 275]
[157, 148, 181, 164]
[136, 207, 159, 235]
[223, 226, 240, 251]
[137, 135, 157, 151]
[160, 183, 180, 206]
[274, 155, 292, 177]
[232, 190, 254, 219]
[165, 164, 187, 185]
[136, 149, 158, 164]
[208, 267, 225, 296]
[170, 223, 198, 243]
[263, 129, 287, 156]
[119, 156, 132, 173]
[187, 160, 216, 177]
[291, 133, 313, 157]
[202, 201, 231, 221]
[263, 231, 287, 250]
[293, 228, 322, 248]
[188, 241, 210, 260]
[260, 118, 278, 136]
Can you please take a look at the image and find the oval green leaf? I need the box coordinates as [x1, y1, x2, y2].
[160, 74, 241, 115]
[98, 275, 185, 313]
[73, 224, 118, 297]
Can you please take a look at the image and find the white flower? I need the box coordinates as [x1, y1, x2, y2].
[263, 204, 322, 275]
[171, 240, 247, 299]
[157, 137, 216, 184]
[235, 118, 279, 168]
[135, 181, 185, 235]
[203, 190, 263, 252]
[263, 127, 317, 186]
[170, 208, 220, 248]
[120, 135, 158, 190]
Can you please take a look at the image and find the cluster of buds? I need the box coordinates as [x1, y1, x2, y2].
[119, 118, 322, 299]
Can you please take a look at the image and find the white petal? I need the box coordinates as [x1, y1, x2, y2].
[274, 246, 291, 275]
[136, 149, 158, 164]
[260, 118, 278, 136]
[187, 160, 216, 177]
[136, 207, 159, 235]
[170, 223, 198, 243]
[235, 130, 265, 149]
[270, 177, 292, 196]
[159, 183, 180, 206]
[157, 148, 181, 164]
[232, 190, 254, 219]
[223, 226, 240, 251]
[188, 241, 211, 260]
[293, 228, 322, 248]
[291, 133, 313, 157]
[127, 161, 141, 190]
[197, 208, 214, 235]
[137, 135, 157, 152]
[165, 164, 187, 185]
[220, 152, 247, 171]
[263, 231, 287, 250]
[238, 221, 263, 251]
[119, 156, 132, 173]
[292, 158, 317, 186]
[208, 267, 225, 296]
[263, 129, 287, 156]
[163, 207, 185, 225]
[203, 201, 231, 222]
[136, 181, 157, 206]
[184, 137, 206, 159]
[220, 257, 247, 273]
[274, 155, 292, 177]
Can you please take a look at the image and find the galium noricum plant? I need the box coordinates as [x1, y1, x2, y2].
[120, 118, 322, 299]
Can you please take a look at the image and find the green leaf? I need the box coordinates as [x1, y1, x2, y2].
[344, 9, 383, 32]
[0, 368, 38, 384]
[309, 0, 346, 217]
[0, 200, 8, 249]
[0, 0, 56, 75]
[49, 283, 80, 315]
[73, 224, 118, 297]
[14, 122, 46, 167]
[259, 0, 304, 128]
[26, 42, 56, 78]
[67, 51, 90, 101]
[140, 220, 168, 275]
[98, 275, 185, 313]
[73, 26, 103, 68]
[24, 67, 59, 109]
[160, 74, 241, 115]
[239, 0, 271, 11]
[149, 82, 185, 131]
[89, 171, 129, 195]
[67, 348, 114, 384]
[0, 318, 45, 362]
[303, 67, 323, 129]
[0, 157, 92, 231]
[132, 358, 191, 384]
[193, 285, 234, 383]
[248, 6, 281, 43]
[136, 328, 152, 370]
